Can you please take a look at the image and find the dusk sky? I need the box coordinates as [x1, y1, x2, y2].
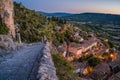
[14, 0, 120, 15]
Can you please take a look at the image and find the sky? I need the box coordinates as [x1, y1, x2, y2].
[14, 0, 120, 15]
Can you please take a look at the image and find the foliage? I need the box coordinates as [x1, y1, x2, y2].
[101, 52, 110, 62]
[78, 54, 93, 62]
[102, 40, 113, 48]
[14, 2, 69, 43]
[102, 52, 109, 57]
[55, 32, 66, 43]
[48, 16, 66, 25]
[63, 13, 120, 25]
[14, 2, 47, 42]
[65, 13, 120, 50]
[52, 54, 80, 80]
[14, 2, 85, 44]
[73, 39, 80, 43]
[65, 26, 74, 41]
[0, 24, 9, 34]
[88, 56, 101, 67]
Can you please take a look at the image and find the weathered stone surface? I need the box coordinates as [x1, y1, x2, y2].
[0, 35, 22, 57]
[0, 44, 44, 80]
[0, 35, 15, 50]
[0, 41, 58, 80]
[37, 42, 58, 80]
[0, 0, 15, 37]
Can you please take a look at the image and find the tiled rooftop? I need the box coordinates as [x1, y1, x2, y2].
[70, 37, 98, 49]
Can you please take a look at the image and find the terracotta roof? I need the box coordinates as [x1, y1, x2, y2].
[70, 37, 98, 49]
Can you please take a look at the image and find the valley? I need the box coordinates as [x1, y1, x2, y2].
[0, 0, 120, 80]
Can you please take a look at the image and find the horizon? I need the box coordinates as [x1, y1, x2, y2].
[38, 11, 120, 15]
[14, 0, 120, 15]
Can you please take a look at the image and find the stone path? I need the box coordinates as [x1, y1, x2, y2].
[0, 44, 44, 80]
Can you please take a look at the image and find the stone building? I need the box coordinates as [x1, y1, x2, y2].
[0, 0, 15, 38]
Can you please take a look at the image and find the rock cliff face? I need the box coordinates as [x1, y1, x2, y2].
[0, 0, 15, 37]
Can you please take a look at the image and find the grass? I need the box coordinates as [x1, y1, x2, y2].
[52, 54, 80, 80]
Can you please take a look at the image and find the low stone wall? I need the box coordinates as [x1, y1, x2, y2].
[37, 42, 58, 80]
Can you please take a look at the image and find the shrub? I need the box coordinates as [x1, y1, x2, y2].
[78, 54, 93, 62]
[0, 24, 9, 34]
[88, 56, 101, 67]
[102, 52, 109, 57]
[52, 54, 80, 80]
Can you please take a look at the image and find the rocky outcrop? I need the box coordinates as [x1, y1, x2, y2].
[0, 35, 21, 56]
[37, 42, 58, 80]
[0, 35, 15, 50]
[0, 0, 15, 37]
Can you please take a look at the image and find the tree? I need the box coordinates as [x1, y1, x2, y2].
[65, 27, 74, 39]
[0, 24, 9, 34]
[88, 57, 101, 67]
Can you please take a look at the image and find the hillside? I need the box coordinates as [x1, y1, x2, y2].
[14, 2, 70, 44]
[37, 11, 73, 17]
[63, 13, 120, 25]
[0, 0, 15, 37]
[64, 13, 120, 49]
[14, 2, 47, 42]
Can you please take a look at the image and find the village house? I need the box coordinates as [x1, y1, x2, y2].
[73, 32, 84, 42]
[92, 63, 111, 80]
[67, 37, 99, 58]
[107, 54, 120, 80]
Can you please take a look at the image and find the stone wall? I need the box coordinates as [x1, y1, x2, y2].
[37, 42, 58, 80]
[0, 0, 15, 37]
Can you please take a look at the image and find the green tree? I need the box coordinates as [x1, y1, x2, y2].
[88, 57, 101, 67]
[0, 24, 9, 34]
[52, 54, 80, 80]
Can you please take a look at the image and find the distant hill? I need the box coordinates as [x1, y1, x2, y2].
[63, 13, 120, 24]
[65, 13, 120, 49]
[37, 11, 73, 17]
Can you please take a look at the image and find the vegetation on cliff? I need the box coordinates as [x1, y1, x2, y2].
[0, 24, 9, 34]
[14, 2, 47, 42]
[14, 2, 68, 43]
[14, 2, 78, 45]
[52, 54, 80, 80]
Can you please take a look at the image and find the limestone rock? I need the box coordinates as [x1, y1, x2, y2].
[0, 35, 20, 53]
[0, 0, 15, 37]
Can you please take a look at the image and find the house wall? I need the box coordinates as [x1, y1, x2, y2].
[76, 49, 83, 58]
[83, 42, 97, 52]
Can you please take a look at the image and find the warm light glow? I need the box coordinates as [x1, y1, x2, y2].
[109, 53, 118, 61]
[82, 66, 93, 76]
[67, 57, 74, 62]
[110, 54, 114, 58]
